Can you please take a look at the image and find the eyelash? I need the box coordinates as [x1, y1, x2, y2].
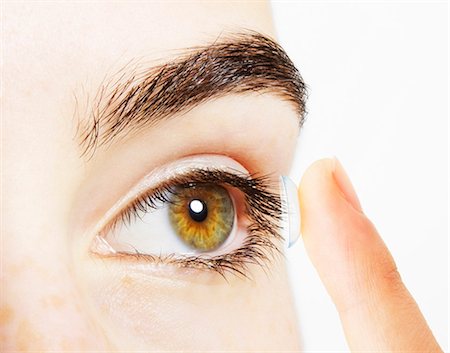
[99, 168, 284, 278]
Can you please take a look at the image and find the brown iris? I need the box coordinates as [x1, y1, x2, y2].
[169, 184, 235, 251]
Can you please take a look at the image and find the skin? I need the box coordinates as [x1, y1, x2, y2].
[1, 1, 442, 352]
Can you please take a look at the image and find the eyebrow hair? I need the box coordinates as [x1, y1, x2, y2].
[76, 32, 307, 158]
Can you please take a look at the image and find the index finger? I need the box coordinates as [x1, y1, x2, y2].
[299, 158, 443, 352]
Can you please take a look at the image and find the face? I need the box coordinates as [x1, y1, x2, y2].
[2, 2, 303, 350]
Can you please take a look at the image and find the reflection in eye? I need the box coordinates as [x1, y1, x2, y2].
[169, 184, 235, 252]
[92, 165, 284, 277]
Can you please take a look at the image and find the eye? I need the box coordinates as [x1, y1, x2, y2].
[97, 182, 241, 257]
[91, 155, 284, 276]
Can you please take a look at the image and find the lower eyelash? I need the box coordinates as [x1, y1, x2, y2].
[101, 169, 285, 278]
[117, 231, 281, 279]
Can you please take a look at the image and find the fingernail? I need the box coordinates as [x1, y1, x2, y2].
[332, 157, 363, 212]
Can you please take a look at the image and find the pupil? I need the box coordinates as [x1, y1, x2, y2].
[188, 199, 208, 222]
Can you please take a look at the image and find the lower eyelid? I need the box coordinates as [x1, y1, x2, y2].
[87, 252, 256, 285]
[92, 224, 282, 280]
[102, 231, 281, 280]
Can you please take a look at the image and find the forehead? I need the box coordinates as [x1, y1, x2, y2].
[3, 2, 276, 162]
[4, 2, 274, 91]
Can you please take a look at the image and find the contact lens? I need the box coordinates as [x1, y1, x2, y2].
[280, 176, 301, 249]
[169, 184, 234, 251]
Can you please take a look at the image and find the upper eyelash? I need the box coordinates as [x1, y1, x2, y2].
[98, 168, 285, 279]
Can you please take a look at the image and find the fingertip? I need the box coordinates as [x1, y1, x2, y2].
[298, 158, 355, 244]
[297, 158, 336, 231]
[296, 157, 384, 306]
[298, 157, 335, 198]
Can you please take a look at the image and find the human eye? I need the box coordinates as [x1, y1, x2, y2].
[90, 155, 288, 278]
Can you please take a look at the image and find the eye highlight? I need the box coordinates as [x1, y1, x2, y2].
[169, 184, 235, 252]
[91, 156, 285, 278]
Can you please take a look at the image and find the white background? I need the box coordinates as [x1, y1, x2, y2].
[271, 1, 448, 351]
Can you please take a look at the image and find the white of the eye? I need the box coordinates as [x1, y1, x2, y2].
[189, 199, 204, 214]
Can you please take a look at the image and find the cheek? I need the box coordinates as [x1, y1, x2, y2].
[78, 256, 300, 350]
[1, 252, 111, 350]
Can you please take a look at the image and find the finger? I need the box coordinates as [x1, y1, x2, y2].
[298, 158, 442, 352]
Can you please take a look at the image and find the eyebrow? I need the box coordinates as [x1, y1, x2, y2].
[76, 32, 307, 158]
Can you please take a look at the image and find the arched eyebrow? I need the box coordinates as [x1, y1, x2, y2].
[76, 32, 307, 159]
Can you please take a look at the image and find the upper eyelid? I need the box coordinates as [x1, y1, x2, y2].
[86, 154, 248, 236]
[99, 168, 261, 236]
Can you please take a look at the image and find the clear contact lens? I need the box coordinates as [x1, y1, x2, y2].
[280, 176, 301, 249]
